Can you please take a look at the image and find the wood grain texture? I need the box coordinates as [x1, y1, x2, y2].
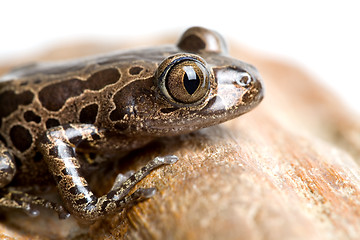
[0, 35, 359, 240]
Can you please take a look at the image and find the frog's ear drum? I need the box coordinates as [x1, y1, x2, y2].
[177, 27, 228, 54]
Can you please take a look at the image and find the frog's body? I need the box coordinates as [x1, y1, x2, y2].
[0, 27, 264, 221]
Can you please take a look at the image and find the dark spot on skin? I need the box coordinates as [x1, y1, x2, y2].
[0, 90, 34, 119]
[88, 152, 97, 160]
[79, 104, 98, 124]
[53, 174, 62, 183]
[39, 68, 120, 111]
[160, 107, 178, 114]
[14, 200, 23, 206]
[100, 201, 109, 212]
[110, 108, 127, 122]
[67, 128, 83, 145]
[76, 194, 96, 205]
[69, 186, 80, 195]
[46, 119, 60, 129]
[24, 111, 41, 123]
[86, 68, 120, 90]
[75, 197, 88, 205]
[106, 190, 116, 199]
[14, 156, 22, 167]
[60, 168, 68, 176]
[33, 152, 43, 162]
[10, 125, 32, 152]
[129, 66, 143, 75]
[129, 124, 137, 132]
[39, 78, 83, 111]
[20, 81, 28, 86]
[114, 122, 129, 131]
[91, 133, 101, 141]
[178, 35, 206, 52]
[34, 79, 41, 84]
[48, 146, 58, 157]
[0, 134, 7, 146]
[61, 167, 76, 176]
[127, 175, 137, 185]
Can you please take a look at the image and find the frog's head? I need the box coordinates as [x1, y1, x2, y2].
[111, 27, 264, 136]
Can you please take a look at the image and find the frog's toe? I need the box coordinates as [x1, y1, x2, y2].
[132, 187, 157, 201]
[56, 205, 70, 219]
[111, 170, 136, 190]
[154, 155, 179, 165]
[24, 205, 40, 217]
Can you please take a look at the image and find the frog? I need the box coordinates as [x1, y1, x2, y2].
[0, 27, 264, 222]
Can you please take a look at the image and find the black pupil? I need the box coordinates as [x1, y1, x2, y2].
[183, 66, 200, 95]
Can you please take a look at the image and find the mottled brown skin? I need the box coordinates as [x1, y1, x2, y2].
[0, 27, 264, 221]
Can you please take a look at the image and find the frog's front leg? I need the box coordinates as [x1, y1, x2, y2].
[38, 123, 177, 221]
[0, 141, 69, 218]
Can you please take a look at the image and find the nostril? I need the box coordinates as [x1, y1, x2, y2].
[235, 72, 252, 87]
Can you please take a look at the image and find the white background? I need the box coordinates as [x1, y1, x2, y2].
[1, 1, 359, 113]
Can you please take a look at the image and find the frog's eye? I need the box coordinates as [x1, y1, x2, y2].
[156, 54, 210, 106]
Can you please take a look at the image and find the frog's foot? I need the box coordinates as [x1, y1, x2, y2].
[40, 124, 178, 221]
[111, 155, 178, 191]
[110, 155, 178, 201]
[99, 155, 178, 208]
[0, 189, 70, 219]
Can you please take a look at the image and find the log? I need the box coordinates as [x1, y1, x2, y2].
[0, 34, 359, 240]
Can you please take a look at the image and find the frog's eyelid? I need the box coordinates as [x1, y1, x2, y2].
[177, 27, 228, 54]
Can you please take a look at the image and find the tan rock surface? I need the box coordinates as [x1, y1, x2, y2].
[0, 33, 359, 239]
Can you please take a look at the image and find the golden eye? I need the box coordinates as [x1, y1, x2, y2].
[156, 54, 210, 106]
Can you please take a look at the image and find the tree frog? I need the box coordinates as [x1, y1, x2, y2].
[0, 27, 264, 221]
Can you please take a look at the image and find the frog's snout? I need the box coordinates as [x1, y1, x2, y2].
[208, 64, 264, 114]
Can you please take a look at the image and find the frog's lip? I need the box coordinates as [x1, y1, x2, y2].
[146, 96, 263, 135]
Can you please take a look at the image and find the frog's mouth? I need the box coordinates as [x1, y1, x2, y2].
[145, 82, 263, 136]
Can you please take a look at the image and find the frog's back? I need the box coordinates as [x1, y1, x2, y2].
[0, 46, 176, 186]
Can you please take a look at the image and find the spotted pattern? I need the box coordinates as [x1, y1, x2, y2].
[38, 68, 120, 111]
[0, 27, 263, 221]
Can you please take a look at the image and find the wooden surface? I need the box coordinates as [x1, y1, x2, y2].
[0, 35, 360, 240]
